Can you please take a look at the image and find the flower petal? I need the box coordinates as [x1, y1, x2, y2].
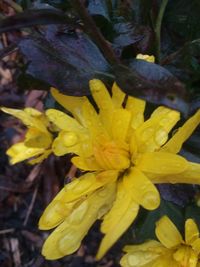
[125, 96, 145, 130]
[6, 142, 45, 164]
[41, 183, 116, 260]
[136, 152, 188, 175]
[123, 240, 165, 254]
[161, 109, 200, 154]
[185, 219, 199, 245]
[24, 128, 52, 149]
[123, 167, 160, 210]
[61, 171, 118, 203]
[97, 180, 139, 259]
[28, 149, 52, 164]
[111, 108, 131, 141]
[50, 87, 87, 122]
[72, 156, 102, 171]
[148, 162, 200, 185]
[111, 82, 125, 108]
[155, 216, 183, 248]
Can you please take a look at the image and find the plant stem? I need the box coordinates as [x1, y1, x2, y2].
[72, 0, 120, 65]
[154, 0, 168, 63]
[3, 0, 23, 13]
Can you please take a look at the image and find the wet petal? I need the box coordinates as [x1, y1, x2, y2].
[136, 152, 188, 175]
[185, 219, 199, 245]
[6, 142, 45, 164]
[46, 109, 83, 132]
[123, 167, 160, 210]
[72, 156, 102, 171]
[162, 109, 200, 154]
[24, 128, 52, 149]
[155, 216, 183, 248]
[62, 171, 118, 203]
[148, 162, 200, 185]
[41, 183, 116, 260]
[50, 87, 87, 122]
[97, 180, 139, 259]
[1, 107, 48, 132]
[125, 96, 146, 130]
[111, 82, 125, 108]
[111, 109, 131, 141]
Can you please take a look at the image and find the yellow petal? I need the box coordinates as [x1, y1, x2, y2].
[1, 107, 48, 132]
[61, 171, 118, 203]
[136, 152, 188, 175]
[155, 216, 183, 248]
[97, 180, 139, 259]
[185, 219, 199, 245]
[50, 87, 87, 122]
[134, 107, 180, 152]
[173, 246, 198, 267]
[123, 167, 160, 210]
[24, 128, 52, 149]
[161, 109, 200, 154]
[120, 251, 160, 267]
[72, 156, 102, 171]
[125, 96, 146, 129]
[111, 82, 125, 108]
[39, 187, 79, 230]
[136, 54, 155, 63]
[6, 142, 45, 164]
[28, 149, 52, 164]
[42, 183, 116, 260]
[111, 108, 131, 141]
[148, 162, 200, 185]
[46, 109, 83, 132]
[123, 240, 165, 254]
[191, 238, 200, 253]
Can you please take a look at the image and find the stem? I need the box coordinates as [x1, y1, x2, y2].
[154, 0, 168, 63]
[72, 0, 120, 65]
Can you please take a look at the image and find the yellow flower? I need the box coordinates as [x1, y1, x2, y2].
[38, 79, 200, 260]
[136, 54, 155, 63]
[1, 107, 52, 164]
[120, 215, 200, 267]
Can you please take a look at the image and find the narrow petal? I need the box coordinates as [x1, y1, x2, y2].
[1, 107, 48, 132]
[136, 152, 188, 175]
[39, 188, 79, 230]
[155, 216, 183, 248]
[6, 142, 45, 164]
[185, 219, 199, 245]
[120, 251, 160, 267]
[42, 183, 116, 260]
[46, 109, 83, 132]
[149, 162, 200, 185]
[61, 171, 118, 203]
[123, 240, 165, 254]
[125, 96, 146, 129]
[50, 87, 87, 122]
[123, 167, 160, 210]
[191, 238, 200, 253]
[161, 109, 200, 154]
[111, 82, 125, 108]
[97, 180, 139, 259]
[28, 149, 52, 164]
[134, 107, 180, 153]
[111, 109, 131, 141]
[72, 156, 102, 171]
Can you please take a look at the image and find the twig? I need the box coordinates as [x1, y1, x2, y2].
[0, 228, 15, 234]
[71, 0, 120, 65]
[23, 185, 38, 226]
[154, 0, 169, 63]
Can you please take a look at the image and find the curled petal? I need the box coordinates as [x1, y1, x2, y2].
[25, 128, 52, 149]
[185, 219, 199, 245]
[161, 109, 200, 154]
[155, 216, 183, 248]
[41, 183, 116, 260]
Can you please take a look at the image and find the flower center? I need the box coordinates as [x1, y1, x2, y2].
[93, 140, 130, 170]
[173, 245, 197, 267]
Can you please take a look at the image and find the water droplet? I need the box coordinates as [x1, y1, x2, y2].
[62, 131, 78, 147]
[154, 129, 168, 146]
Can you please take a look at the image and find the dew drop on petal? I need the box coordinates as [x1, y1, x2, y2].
[63, 132, 78, 147]
[154, 129, 168, 146]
